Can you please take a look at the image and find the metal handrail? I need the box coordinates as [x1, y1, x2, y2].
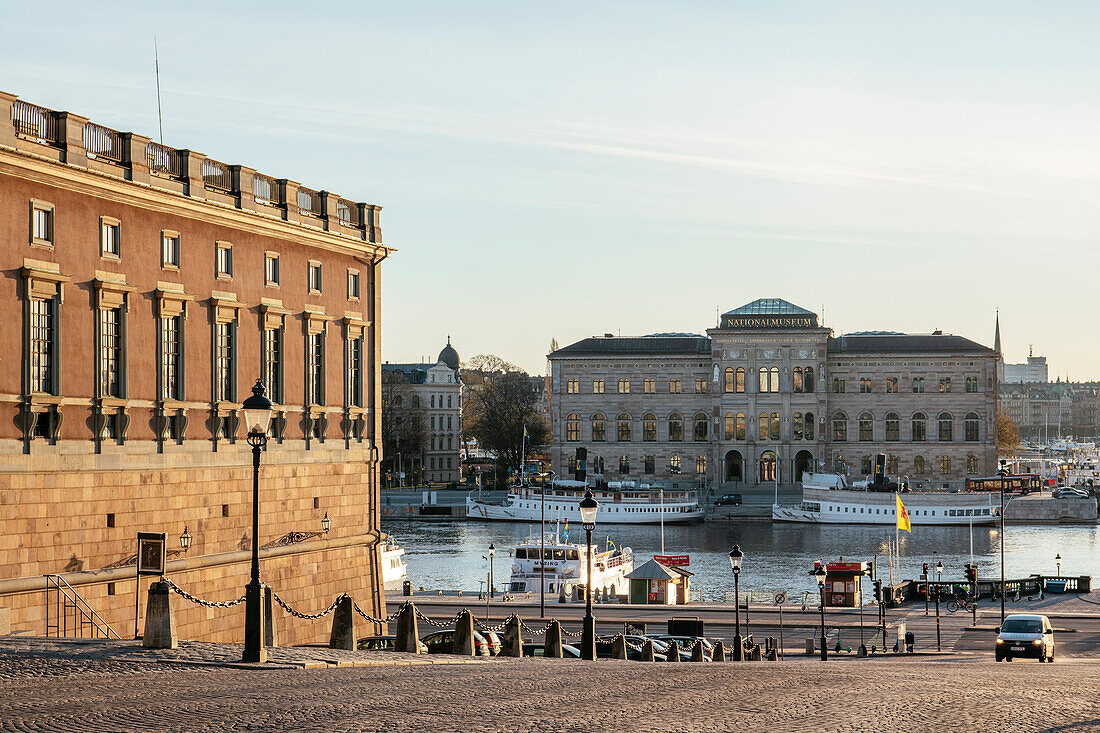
[45, 574, 121, 639]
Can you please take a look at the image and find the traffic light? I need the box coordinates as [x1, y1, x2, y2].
[964, 563, 977, 584]
[873, 579, 883, 601]
[922, 562, 929, 578]
[575, 447, 588, 484]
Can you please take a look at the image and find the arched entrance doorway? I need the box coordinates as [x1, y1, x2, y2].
[724, 450, 743, 482]
[795, 450, 814, 483]
[759, 450, 777, 483]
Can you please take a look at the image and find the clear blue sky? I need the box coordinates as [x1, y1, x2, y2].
[5, 2, 1099, 377]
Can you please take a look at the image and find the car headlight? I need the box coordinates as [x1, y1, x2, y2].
[1033, 639, 1042, 645]
[996, 639, 1004, 644]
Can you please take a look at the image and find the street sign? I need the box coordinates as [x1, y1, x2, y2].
[773, 591, 787, 605]
[137, 532, 167, 576]
[654, 554, 690, 567]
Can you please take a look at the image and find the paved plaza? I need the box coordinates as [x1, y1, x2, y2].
[1, 637, 1098, 733]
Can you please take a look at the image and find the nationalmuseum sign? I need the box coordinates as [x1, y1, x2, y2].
[721, 314, 818, 329]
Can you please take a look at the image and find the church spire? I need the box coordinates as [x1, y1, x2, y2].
[994, 309, 1001, 355]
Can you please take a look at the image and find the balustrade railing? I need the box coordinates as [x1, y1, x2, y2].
[146, 141, 182, 178]
[253, 174, 280, 204]
[336, 199, 360, 226]
[298, 186, 323, 217]
[83, 122, 125, 163]
[12, 99, 61, 145]
[202, 157, 234, 192]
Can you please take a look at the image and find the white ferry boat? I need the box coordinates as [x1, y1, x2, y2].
[772, 472, 999, 526]
[506, 531, 635, 598]
[466, 479, 704, 524]
[380, 537, 408, 590]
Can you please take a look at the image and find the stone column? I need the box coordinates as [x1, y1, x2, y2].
[0, 91, 18, 149]
[142, 581, 177, 649]
[328, 595, 356, 650]
[263, 586, 278, 648]
[58, 111, 88, 167]
[233, 165, 256, 211]
[178, 150, 206, 200]
[125, 133, 150, 185]
[320, 190, 339, 231]
[543, 620, 563, 658]
[281, 179, 301, 223]
[452, 610, 475, 655]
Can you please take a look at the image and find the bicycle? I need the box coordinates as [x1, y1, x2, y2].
[944, 593, 976, 614]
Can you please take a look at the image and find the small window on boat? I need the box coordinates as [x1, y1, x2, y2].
[516, 549, 527, 559]
[554, 549, 565, 560]
[568, 550, 579, 560]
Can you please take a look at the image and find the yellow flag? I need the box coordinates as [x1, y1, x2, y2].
[896, 494, 911, 533]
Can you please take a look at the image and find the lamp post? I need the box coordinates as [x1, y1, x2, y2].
[321, 512, 331, 534]
[241, 379, 273, 663]
[179, 526, 192, 552]
[998, 460, 1007, 623]
[579, 490, 599, 661]
[728, 545, 744, 661]
[815, 565, 828, 661]
[934, 560, 943, 651]
[1056, 553, 1061, 576]
[489, 543, 496, 598]
[858, 570, 867, 657]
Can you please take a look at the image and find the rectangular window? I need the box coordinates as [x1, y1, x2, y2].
[161, 316, 182, 400]
[308, 262, 323, 293]
[31, 204, 53, 246]
[592, 379, 604, 394]
[216, 242, 233, 277]
[695, 378, 707, 393]
[263, 327, 283, 404]
[567, 379, 579, 394]
[669, 378, 681, 394]
[618, 379, 630, 394]
[940, 377, 952, 393]
[162, 232, 180, 268]
[347, 270, 360, 300]
[833, 378, 845, 393]
[307, 331, 325, 404]
[214, 322, 234, 402]
[265, 253, 280, 286]
[347, 337, 363, 407]
[29, 298, 55, 394]
[101, 219, 120, 257]
[99, 307, 123, 397]
[644, 456, 655, 474]
[643, 378, 655, 394]
[886, 377, 898, 393]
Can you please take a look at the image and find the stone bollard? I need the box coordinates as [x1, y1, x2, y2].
[691, 641, 705, 662]
[665, 640, 680, 662]
[640, 638, 656, 662]
[611, 634, 627, 660]
[712, 640, 725, 662]
[750, 644, 762, 661]
[329, 595, 356, 651]
[395, 603, 421, 653]
[142, 580, 177, 649]
[559, 584, 567, 603]
[501, 614, 524, 657]
[452, 610, 476, 656]
[264, 586, 278, 649]
[805, 638, 815, 655]
[544, 620, 564, 658]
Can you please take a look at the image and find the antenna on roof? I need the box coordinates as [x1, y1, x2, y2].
[154, 37, 164, 144]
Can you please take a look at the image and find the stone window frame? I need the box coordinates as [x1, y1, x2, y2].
[20, 260, 71, 447]
[161, 230, 181, 270]
[93, 274, 135, 403]
[344, 314, 370, 412]
[215, 241, 234, 280]
[308, 260, 323, 295]
[100, 216, 121, 260]
[29, 199, 54, 249]
[265, 251, 281, 287]
[260, 300, 291, 406]
[347, 268, 360, 301]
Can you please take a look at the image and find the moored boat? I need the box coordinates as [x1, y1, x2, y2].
[466, 479, 704, 524]
[380, 537, 408, 590]
[506, 530, 634, 598]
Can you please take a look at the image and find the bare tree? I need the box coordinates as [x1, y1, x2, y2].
[381, 374, 428, 485]
[462, 360, 548, 487]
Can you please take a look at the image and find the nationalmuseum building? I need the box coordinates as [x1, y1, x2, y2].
[548, 299, 998, 491]
[0, 90, 390, 642]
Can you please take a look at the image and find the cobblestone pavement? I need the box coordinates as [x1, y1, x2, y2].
[1, 641, 1098, 733]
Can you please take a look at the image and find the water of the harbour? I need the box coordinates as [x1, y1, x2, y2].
[385, 518, 1100, 601]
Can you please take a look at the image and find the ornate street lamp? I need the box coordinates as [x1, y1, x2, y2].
[815, 564, 828, 661]
[488, 543, 496, 599]
[997, 460, 1007, 623]
[1055, 553, 1061, 576]
[242, 379, 273, 663]
[179, 526, 192, 552]
[321, 512, 331, 534]
[728, 545, 744, 661]
[579, 490, 599, 660]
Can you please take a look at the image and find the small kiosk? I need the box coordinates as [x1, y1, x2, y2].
[627, 559, 693, 605]
[814, 560, 870, 608]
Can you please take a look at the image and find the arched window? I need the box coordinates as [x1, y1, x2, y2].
[887, 454, 899, 474]
[758, 412, 769, 441]
[736, 412, 746, 440]
[833, 412, 848, 442]
[735, 367, 746, 393]
[430, 394, 435, 408]
[938, 412, 953, 441]
[617, 413, 632, 442]
[670, 455, 682, 474]
[696, 455, 706, 474]
[619, 455, 630, 474]
[724, 412, 735, 440]
[805, 367, 815, 392]
[885, 412, 900, 441]
[859, 412, 873, 441]
[965, 412, 979, 441]
[804, 412, 814, 440]
[668, 413, 683, 442]
[793, 412, 803, 440]
[724, 367, 735, 393]
[644, 456, 655, 474]
[913, 455, 926, 474]
[693, 412, 708, 442]
[770, 412, 780, 441]
[770, 367, 780, 393]
[591, 413, 606, 442]
[566, 413, 580, 441]
[911, 413, 926, 442]
[913, 376, 925, 393]
[940, 455, 951, 474]
[967, 455, 979, 474]
[758, 368, 769, 393]
[793, 367, 803, 393]
[642, 413, 657, 442]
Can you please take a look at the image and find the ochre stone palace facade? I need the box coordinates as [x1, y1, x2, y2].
[548, 299, 998, 490]
[0, 90, 390, 642]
